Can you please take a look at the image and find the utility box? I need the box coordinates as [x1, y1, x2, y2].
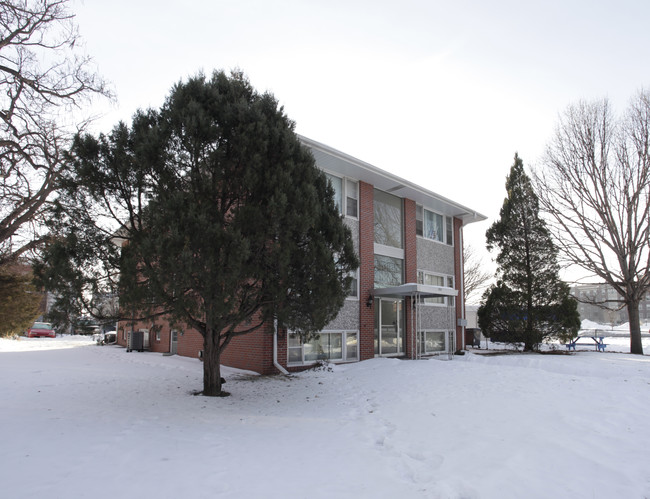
[465, 328, 482, 348]
[127, 331, 144, 352]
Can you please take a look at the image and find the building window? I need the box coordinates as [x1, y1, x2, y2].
[416, 205, 423, 237]
[288, 331, 358, 364]
[420, 330, 448, 354]
[446, 216, 453, 246]
[325, 173, 342, 213]
[416, 205, 453, 245]
[325, 173, 358, 219]
[447, 276, 455, 306]
[375, 255, 404, 288]
[347, 268, 359, 299]
[346, 179, 358, 218]
[425, 210, 443, 241]
[156, 330, 161, 342]
[417, 270, 454, 305]
[374, 189, 403, 248]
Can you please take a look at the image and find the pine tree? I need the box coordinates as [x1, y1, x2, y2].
[38, 70, 358, 396]
[478, 154, 579, 351]
[0, 264, 43, 337]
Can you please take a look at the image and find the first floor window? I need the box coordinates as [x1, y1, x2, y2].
[347, 268, 359, 299]
[420, 330, 448, 354]
[288, 330, 358, 364]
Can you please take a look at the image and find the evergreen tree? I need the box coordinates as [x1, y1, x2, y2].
[38, 70, 358, 396]
[0, 264, 43, 337]
[478, 154, 579, 351]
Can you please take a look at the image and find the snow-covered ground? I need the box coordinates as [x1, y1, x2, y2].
[2, 335, 650, 499]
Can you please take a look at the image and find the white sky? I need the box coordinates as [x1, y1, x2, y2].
[73, 0, 650, 281]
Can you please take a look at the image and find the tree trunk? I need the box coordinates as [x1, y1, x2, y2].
[523, 334, 535, 352]
[202, 327, 224, 396]
[627, 299, 644, 355]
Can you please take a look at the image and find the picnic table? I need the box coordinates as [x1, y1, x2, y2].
[566, 335, 607, 352]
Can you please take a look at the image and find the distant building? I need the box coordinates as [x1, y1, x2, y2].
[570, 283, 650, 325]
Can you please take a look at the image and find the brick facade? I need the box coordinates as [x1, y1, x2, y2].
[403, 198, 417, 358]
[358, 180, 375, 361]
[116, 138, 484, 374]
[454, 217, 465, 351]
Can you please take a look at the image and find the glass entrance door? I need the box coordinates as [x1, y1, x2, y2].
[170, 330, 178, 354]
[374, 298, 404, 356]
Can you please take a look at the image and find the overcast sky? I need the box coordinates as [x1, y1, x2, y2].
[73, 0, 650, 280]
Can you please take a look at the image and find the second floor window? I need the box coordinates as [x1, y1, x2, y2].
[325, 173, 358, 218]
[416, 205, 453, 246]
[374, 189, 403, 249]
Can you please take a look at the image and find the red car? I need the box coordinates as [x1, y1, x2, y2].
[26, 322, 56, 338]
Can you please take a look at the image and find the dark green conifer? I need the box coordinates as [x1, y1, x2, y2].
[478, 154, 579, 351]
[39, 71, 358, 395]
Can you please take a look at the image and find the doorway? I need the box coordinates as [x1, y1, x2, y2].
[170, 330, 178, 354]
[374, 298, 404, 356]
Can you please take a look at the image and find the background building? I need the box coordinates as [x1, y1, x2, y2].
[571, 283, 650, 325]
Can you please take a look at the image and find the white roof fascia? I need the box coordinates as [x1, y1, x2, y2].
[298, 135, 487, 226]
[371, 283, 458, 298]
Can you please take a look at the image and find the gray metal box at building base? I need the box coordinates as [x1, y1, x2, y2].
[127, 331, 144, 352]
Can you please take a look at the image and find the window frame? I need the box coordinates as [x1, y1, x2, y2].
[287, 330, 359, 365]
[417, 270, 455, 306]
[419, 329, 450, 355]
[346, 267, 359, 300]
[374, 189, 404, 249]
[374, 254, 404, 289]
[416, 205, 454, 246]
[324, 172, 358, 220]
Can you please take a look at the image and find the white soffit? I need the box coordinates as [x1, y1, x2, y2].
[299, 135, 487, 225]
[372, 283, 458, 298]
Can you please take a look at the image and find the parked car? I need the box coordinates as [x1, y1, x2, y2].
[26, 322, 56, 338]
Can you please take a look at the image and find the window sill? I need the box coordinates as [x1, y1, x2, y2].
[416, 235, 454, 247]
[287, 358, 357, 367]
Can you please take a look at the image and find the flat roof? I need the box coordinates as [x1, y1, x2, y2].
[372, 283, 458, 299]
[299, 135, 487, 225]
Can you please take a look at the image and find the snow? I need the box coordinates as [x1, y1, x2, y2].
[2, 335, 650, 499]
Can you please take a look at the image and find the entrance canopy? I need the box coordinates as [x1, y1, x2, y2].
[372, 283, 458, 359]
[371, 283, 458, 300]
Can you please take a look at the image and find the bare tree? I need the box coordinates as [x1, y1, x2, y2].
[0, 0, 110, 264]
[463, 243, 491, 304]
[533, 91, 650, 354]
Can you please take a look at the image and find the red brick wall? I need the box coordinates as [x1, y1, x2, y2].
[178, 327, 203, 359]
[117, 316, 201, 357]
[116, 183, 466, 366]
[403, 198, 417, 358]
[454, 217, 465, 351]
[119, 314, 281, 374]
[359, 180, 375, 361]
[220, 321, 275, 374]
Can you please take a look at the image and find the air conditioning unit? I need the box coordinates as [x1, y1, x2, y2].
[127, 331, 144, 352]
